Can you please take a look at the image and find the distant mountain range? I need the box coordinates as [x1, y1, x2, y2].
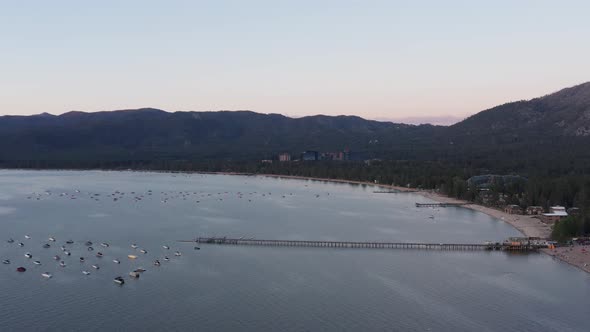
[1, 82, 589, 174]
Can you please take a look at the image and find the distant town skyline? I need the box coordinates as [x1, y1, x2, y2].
[1, 1, 589, 122]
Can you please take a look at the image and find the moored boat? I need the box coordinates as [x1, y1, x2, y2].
[129, 271, 140, 278]
[17, 267, 26, 272]
[33, 261, 42, 265]
[41, 272, 52, 278]
[127, 255, 138, 260]
[114, 276, 125, 285]
[113, 259, 120, 264]
[82, 270, 91, 275]
[2, 259, 10, 264]
[59, 261, 66, 267]
[25, 253, 32, 259]
[92, 264, 99, 269]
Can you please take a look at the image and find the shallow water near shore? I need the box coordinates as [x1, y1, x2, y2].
[0, 170, 589, 331]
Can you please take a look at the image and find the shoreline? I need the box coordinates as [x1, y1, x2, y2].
[260, 173, 590, 274]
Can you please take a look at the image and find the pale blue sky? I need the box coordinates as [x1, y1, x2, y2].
[1, 1, 589, 122]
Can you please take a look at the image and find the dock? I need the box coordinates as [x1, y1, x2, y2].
[179, 237, 544, 252]
[415, 202, 467, 208]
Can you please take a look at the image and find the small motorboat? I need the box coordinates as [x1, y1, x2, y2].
[100, 242, 110, 248]
[194, 246, 201, 250]
[96, 252, 103, 258]
[24, 253, 32, 259]
[24, 235, 31, 239]
[61, 246, 67, 251]
[85, 241, 93, 246]
[163, 256, 170, 261]
[41, 272, 52, 278]
[66, 240, 74, 244]
[174, 251, 182, 257]
[114, 276, 125, 285]
[18, 242, 24, 247]
[92, 264, 100, 270]
[127, 255, 138, 260]
[162, 245, 170, 250]
[87, 246, 94, 251]
[82, 271, 91, 275]
[48, 237, 56, 242]
[131, 244, 138, 249]
[59, 261, 66, 267]
[43, 243, 51, 248]
[33, 261, 42, 265]
[2, 259, 10, 264]
[113, 259, 120, 264]
[7, 238, 14, 243]
[64, 251, 71, 256]
[129, 271, 140, 278]
[140, 249, 147, 254]
[53, 255, 61, 261]
[134, 268, 146, 273]
[79, 257, 85, 262]
[17, 267, 26, 272]
[154, 260, 161, 266]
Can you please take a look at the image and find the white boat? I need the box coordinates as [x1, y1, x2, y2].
[53, 255, 60, 260]
[163, 256, 170, 261]
[101, 242, 109, 248]
[113, 259, 120, 264]
[48, 237, 56, 242]
[2, 259, 10, 264]
[64, 251, 71, 256]
[114, 276, 125, 285]
[129, 271, 140, 278]
[82, 271, 91, 275]
[162, 245, 170, 250]
[174, 251, 182, 257]
[24, 235, 31, 239]
[92, 264, 99, 269]
[140, 249, 147, 254]
[33, 261, 42, 265]
[59, 261, 66, 267]
[25, 253, 32, 258]
[18, 242, 24, 247]
[80, 257, 85, 262]
[41, 272, 52, 278]
[131, 244, 138, 249]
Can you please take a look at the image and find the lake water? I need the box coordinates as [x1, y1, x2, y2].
[0, 170, 588, 331]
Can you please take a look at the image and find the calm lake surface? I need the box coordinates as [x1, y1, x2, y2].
[0, 170, 588, 331]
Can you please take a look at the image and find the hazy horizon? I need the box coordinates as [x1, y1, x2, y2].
[1, 1, 589, 120]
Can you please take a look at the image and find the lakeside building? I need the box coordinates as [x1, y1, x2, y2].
[540, 206, 568, 224]
[504, 205, 523, 215]
[302, 151, 319, 161]
[526, 206, 544, 215]
[278, 153, 291, 162]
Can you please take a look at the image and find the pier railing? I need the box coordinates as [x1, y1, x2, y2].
[179, 237, 544, 252]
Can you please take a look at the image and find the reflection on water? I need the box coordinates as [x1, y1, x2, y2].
[0, 170, 588, 331]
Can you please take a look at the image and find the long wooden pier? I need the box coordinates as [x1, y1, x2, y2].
[179, 237, 543, 251]
[415, 202, 467, 208]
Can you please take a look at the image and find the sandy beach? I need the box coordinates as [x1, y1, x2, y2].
[261, 174, 590, 274]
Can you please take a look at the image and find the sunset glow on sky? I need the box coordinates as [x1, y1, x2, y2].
[1, 1, 589, 123]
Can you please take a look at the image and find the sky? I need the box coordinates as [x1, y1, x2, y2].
[1, 1, 589, 124]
